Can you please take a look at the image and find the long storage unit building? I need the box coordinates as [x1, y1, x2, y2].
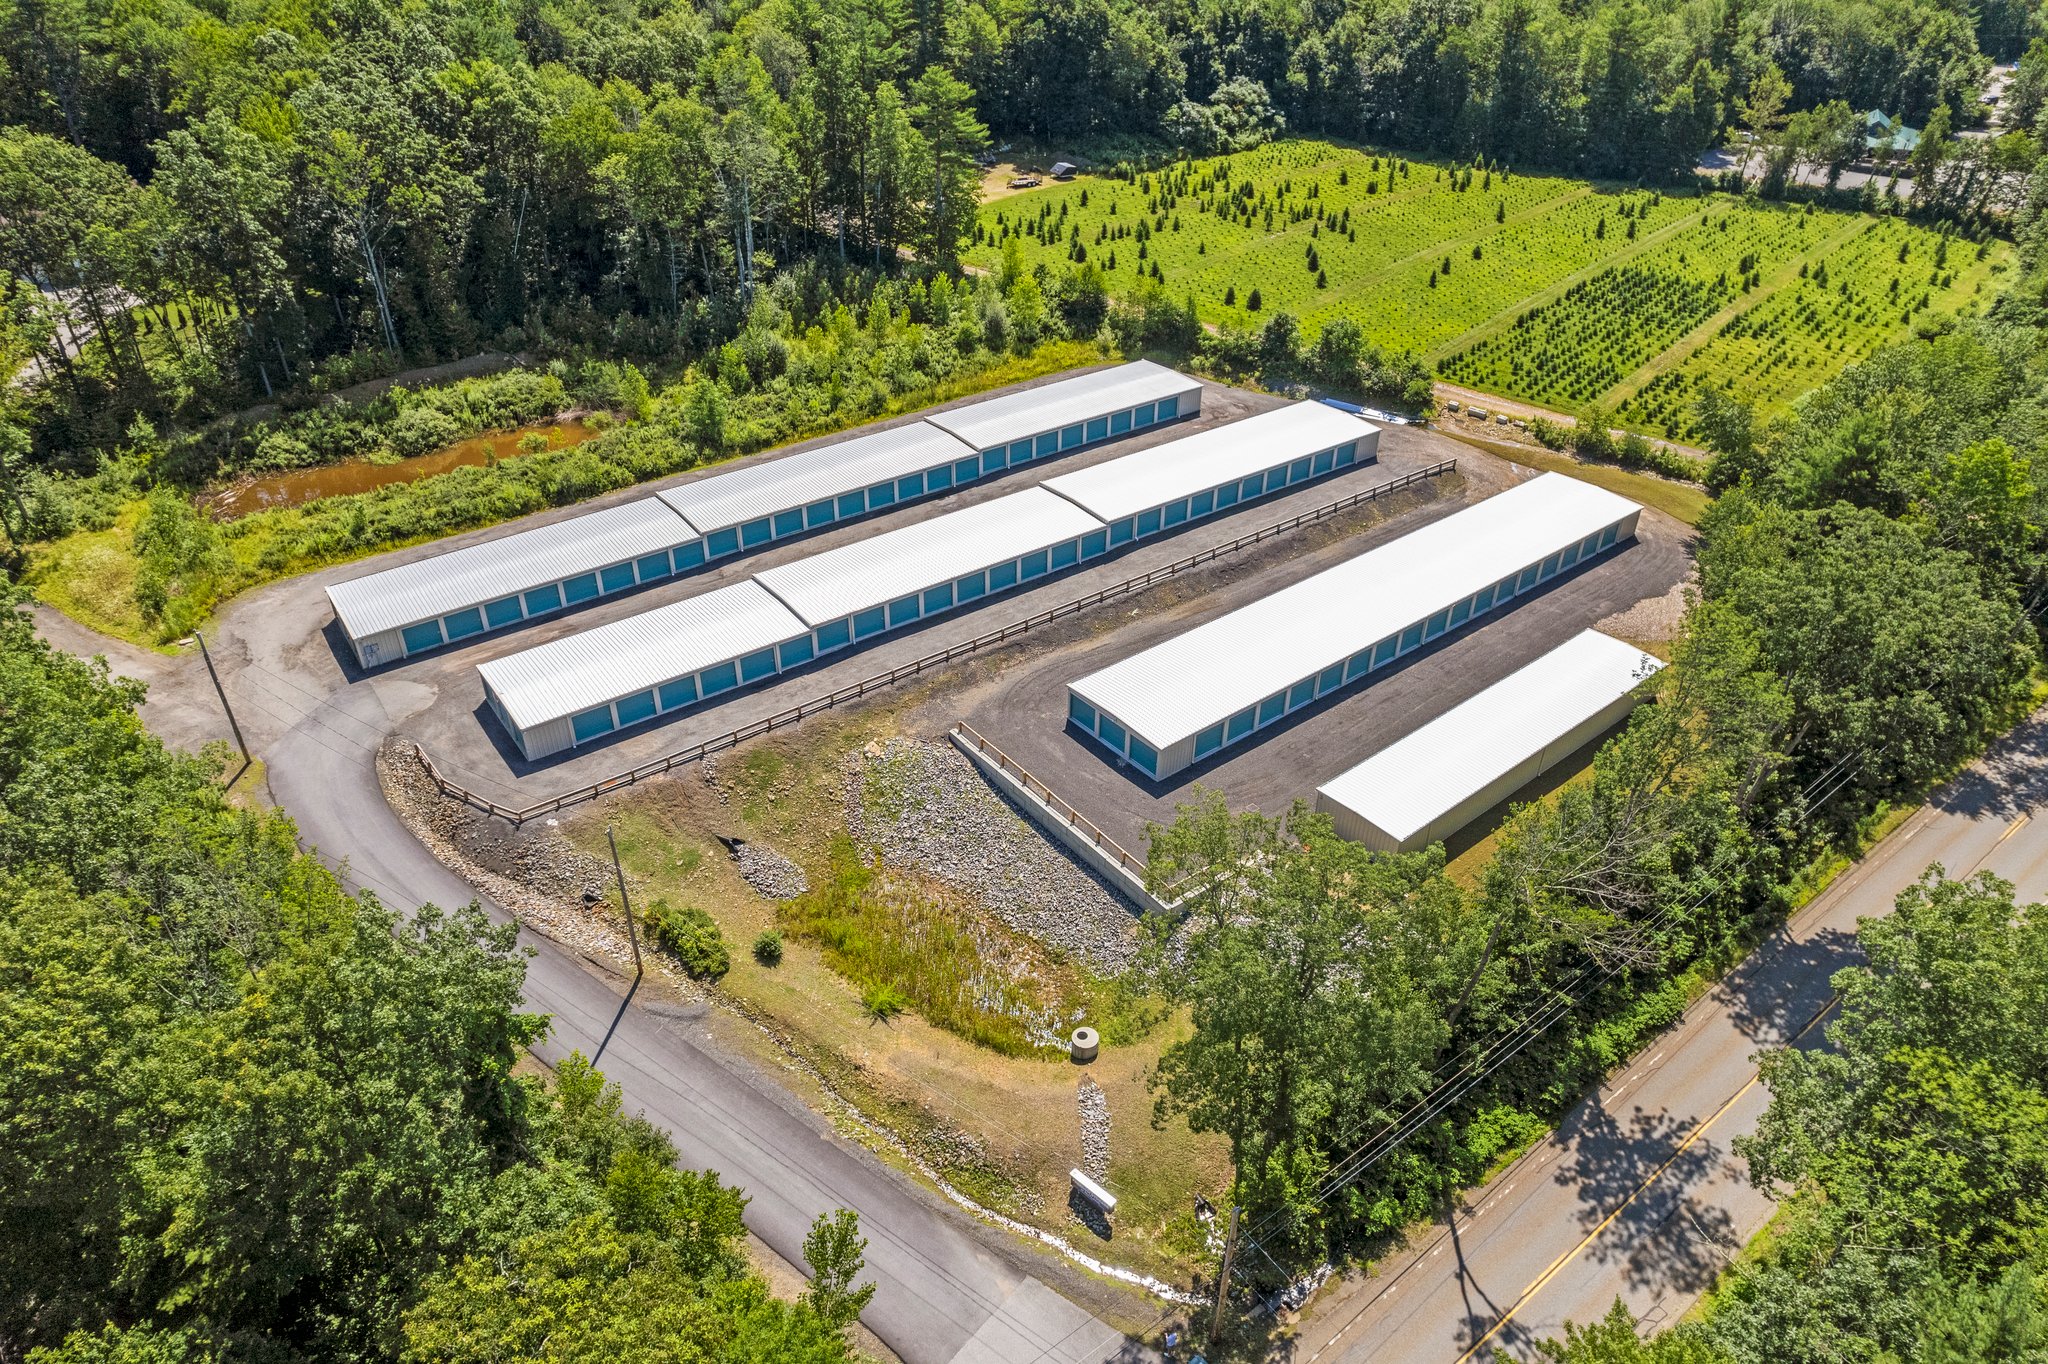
[328, 498, 702, 670]
[925, 360, 1202, 467]
[470, 396, 1385, 760]
[653, 422, 976, 559]
[1314, 630, 1664, 851]
[478, 581, 814, 761]
[1064, 473, 1644, 780]
[482, 489, 1112, 758]
[327, 361, 1202, 669]
[753, 487, 1109, 648]
[1041, 402, 1377, 546]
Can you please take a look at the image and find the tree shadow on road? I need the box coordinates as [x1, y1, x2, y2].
[1547, 1099, 1744, 1296]
[1931, 709, 2048, 824]
[1716, 923, 1861, 1047]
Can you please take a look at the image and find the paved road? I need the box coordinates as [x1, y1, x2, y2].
[32, 609, 1151, 1364]
[263, 689, 1145, 1364]
[1292, 707, 2048, 1361]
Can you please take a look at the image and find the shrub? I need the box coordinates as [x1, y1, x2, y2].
[133, 486, 227, 637]
[860, 982, 909, 1022]
[644, 899, 729, 979]
[386, 405, 463, 459]
[752, 929, 784, 966]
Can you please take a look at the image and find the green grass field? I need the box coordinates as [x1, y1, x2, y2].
[967, 140, 2012, 438]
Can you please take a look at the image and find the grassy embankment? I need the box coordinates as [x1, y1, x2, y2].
[559, 692, 1229, 1283]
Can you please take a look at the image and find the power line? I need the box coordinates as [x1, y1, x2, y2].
[1225, 747, 1864, 1268]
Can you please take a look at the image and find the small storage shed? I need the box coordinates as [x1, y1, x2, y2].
[477, 580, 813, 760]
[1042, 401, 1376, 545]
[1315, 630, 1665, 851]
[1063, 473, 1644, 780]
[753, 487, 1109, 649]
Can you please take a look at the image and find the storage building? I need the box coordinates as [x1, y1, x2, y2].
[653, 422, 976, 559]
[329, 362, 1203, 669]
[327, 497, 700, 670]
[1042, 402, 1377, 545]
[924, 360, 1202, 466]
[477, 581, 813, 760]
[1064, 473, 1644, 780]
[478, 486, 1112, 756]
[1315, 630, 1664, 851]
[754, 487, 1109, 649]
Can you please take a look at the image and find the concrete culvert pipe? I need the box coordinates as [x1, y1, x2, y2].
[1070, 1027, 1099, 1062]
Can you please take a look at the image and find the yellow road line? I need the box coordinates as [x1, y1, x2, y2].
[1452, 994, 1840, 1363]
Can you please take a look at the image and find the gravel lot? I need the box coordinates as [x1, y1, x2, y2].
[1078, 1077, 1111, 1181]
[845, 737, 1143, 975]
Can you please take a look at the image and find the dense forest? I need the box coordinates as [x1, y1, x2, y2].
[0, 592, 880, 1362]
[3, 0, 2043, 478]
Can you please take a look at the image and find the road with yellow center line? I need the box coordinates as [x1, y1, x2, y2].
[1293, 708, 2048, 1361]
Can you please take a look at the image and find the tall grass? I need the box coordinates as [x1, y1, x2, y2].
[778, 838, 1079, 1056]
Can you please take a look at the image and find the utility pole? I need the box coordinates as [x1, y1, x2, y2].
[592, 825, 645, 1067]
[187, 629, 249, 767]
[1209, 1204, 1240, 1347]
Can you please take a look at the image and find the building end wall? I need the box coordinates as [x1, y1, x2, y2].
[351, 628, 402, 671]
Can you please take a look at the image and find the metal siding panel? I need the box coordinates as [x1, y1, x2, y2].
[1067, 475, 1645, 753]
[353, 629, 402, 670]
[520, 716, 578, 761]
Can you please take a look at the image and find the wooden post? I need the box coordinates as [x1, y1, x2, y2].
[1209, 1204, 1240, 1346]
[591, 826, 645, 1068]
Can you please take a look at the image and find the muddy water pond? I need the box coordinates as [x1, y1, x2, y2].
[208, 418, 602, 518]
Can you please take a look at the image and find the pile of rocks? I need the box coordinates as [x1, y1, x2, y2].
[845, 738, 1141, 974]
[378, 741, 677, 984]
[730, 838, 809, 901]
[1077, 1077, 1111, 1181]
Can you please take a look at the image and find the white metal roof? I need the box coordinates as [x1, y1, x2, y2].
[1068, 473, 1643, 749]
[754, 487, 1107, 626]
[326, 497, 695, 640]
[476, 580, 808, 731]
[1042, 402, 1375, 522]
[924, 361, 1202, 451]
[655, 422, 975, 536]
[1317, 631, 1664, 842]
